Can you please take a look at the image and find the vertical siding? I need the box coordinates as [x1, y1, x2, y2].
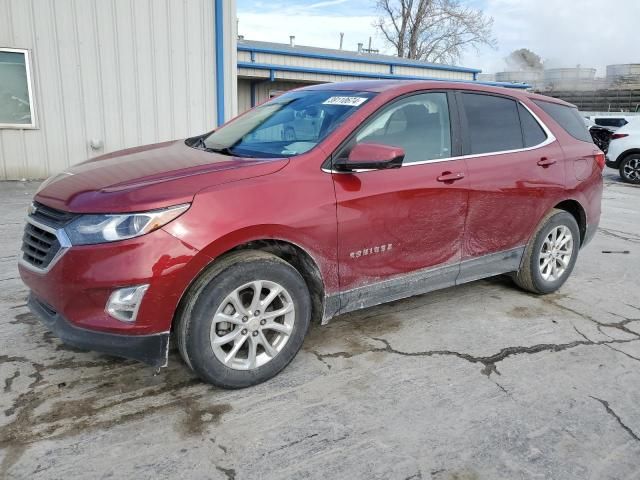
[0, 0, 227, 180]
[237, 79, 252, 113]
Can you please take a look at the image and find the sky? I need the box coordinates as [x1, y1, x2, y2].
[237, 0, 640, 75]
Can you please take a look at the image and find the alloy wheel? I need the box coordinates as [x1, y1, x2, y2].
[622, 157, 640, 182]
[539, 225, 573, 282]
[209, 280, 295, 370]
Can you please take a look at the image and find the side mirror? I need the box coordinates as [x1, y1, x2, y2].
[336, 143, 405, 171]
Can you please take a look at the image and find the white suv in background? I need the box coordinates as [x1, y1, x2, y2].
[606, 118, 640, 184]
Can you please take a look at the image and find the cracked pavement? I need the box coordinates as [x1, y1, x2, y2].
[1, 171, 639, 479]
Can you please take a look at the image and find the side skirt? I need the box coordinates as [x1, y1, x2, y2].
[321, 246, 525, 325]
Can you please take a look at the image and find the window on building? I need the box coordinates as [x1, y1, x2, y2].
[348, 92, 452, 164]
[0, 49, 35, 128]
[533, 100, 591, 143]
[462, 93, 523, 154]
[518, 103, 548, 147]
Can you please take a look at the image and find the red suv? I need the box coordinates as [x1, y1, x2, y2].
[20, 80, 603, 388]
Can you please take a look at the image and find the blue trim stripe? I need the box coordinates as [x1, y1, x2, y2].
[214, 0, 225, 125]
[237, 62, 530, 89]
[238, 44, 482, 74]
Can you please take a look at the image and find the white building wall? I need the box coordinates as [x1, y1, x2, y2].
[0, 0, 236, 180]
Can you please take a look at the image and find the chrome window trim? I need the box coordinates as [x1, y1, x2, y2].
[322, 100, 556, 174]
[19, 217, 72, 274]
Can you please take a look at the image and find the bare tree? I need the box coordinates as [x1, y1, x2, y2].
[375, 0, 496, 64]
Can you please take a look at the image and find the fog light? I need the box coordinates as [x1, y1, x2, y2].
[106, 285, 149, 322]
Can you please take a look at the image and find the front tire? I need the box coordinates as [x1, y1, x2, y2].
[513, 209, 580, 294]
[619, 154, 640, 184]
[175, 251, 311, 389]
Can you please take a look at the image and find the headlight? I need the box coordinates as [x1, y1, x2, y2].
[64, 204, 190, 245]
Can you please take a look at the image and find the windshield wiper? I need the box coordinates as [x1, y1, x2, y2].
[209, 146, 236, 156]
[209, 146, 257, 158]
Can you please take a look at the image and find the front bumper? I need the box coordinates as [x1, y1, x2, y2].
[19, 227, 208, 336]
[28, 294, 170, 366]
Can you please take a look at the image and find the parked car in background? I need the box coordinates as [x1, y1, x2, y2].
[20, 80, 603, 388]
[606, 118, 640, 184]
[584, 118, 614, 153]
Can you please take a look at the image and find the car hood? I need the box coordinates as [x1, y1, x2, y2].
[34, 140, 289, 213]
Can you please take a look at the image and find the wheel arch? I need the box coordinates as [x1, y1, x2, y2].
[226, 239, 327, 325]
[173, 237, 330, 334]
[553, 199, 587, 245]
[618, 148, 640, 164]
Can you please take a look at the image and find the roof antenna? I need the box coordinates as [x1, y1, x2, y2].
[339, 32, 344, 50]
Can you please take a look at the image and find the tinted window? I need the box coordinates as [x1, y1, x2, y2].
[594, 118, 628, 128]
[462, 93, 523, 154]
[347, 92, 451, 164]
[533, 100, 592, 142]
[518, 103, 547, 147]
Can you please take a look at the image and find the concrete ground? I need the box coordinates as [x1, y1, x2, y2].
[1, 171, 639, 480]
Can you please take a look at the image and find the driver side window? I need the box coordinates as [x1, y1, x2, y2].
[346, 92, 452, 164]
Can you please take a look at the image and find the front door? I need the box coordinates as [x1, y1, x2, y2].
[330, 92, 469, 313]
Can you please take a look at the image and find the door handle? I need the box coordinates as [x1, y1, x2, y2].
[437, 171, 465, 183]
[537, 157, 557, 167]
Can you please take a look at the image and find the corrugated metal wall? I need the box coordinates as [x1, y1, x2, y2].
[237, 79, 308, 113]
[237, 50, 474, 81]
[0, 0, 233, 180]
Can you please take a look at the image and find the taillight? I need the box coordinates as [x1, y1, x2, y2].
[611, 133, 629, 140]
[594, 151, 605, 170]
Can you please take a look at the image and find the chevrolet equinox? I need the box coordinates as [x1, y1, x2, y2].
[20, 80, 604, 388]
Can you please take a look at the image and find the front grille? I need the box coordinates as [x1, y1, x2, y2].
[31, 202, 77, 228]
[21, 223, 61, 269]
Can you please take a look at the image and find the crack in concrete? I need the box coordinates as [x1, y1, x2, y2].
[0, 276, 19, 282]
[4, 370, 20, 393]
[369, 336, 640, 377]
[590, 396, 640, 442]
[603, 344, 640, 362]
[545, 296, 640, 339]
[598, 227, 640, 244]
[310, 335, 640, 380]
[215, 465, 236, 480]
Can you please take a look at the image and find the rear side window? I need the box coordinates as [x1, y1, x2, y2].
[462, 93, 523, 154]
[518, 104, 547, 147]
[533, 100, 591, 142]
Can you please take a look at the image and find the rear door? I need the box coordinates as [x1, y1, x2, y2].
[331, 91, 469, 312]
[456, 91, 565, 282]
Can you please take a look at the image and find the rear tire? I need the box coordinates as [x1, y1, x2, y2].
[513, 209, 580, 294]
[619, 154, 640, 184]
[175, 250, 311, 389]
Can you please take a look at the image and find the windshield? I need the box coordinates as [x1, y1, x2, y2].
[201, 90, 376, 158]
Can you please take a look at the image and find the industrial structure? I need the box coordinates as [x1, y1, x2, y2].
[486, 64, 640, 112]
[1, 0, 526, 180]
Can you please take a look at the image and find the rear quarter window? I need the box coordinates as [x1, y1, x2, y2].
[533, 100, 592, 143]
[518, 103, 547, 147]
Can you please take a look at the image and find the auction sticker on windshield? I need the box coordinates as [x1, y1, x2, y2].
[322, 96, 369, 106]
